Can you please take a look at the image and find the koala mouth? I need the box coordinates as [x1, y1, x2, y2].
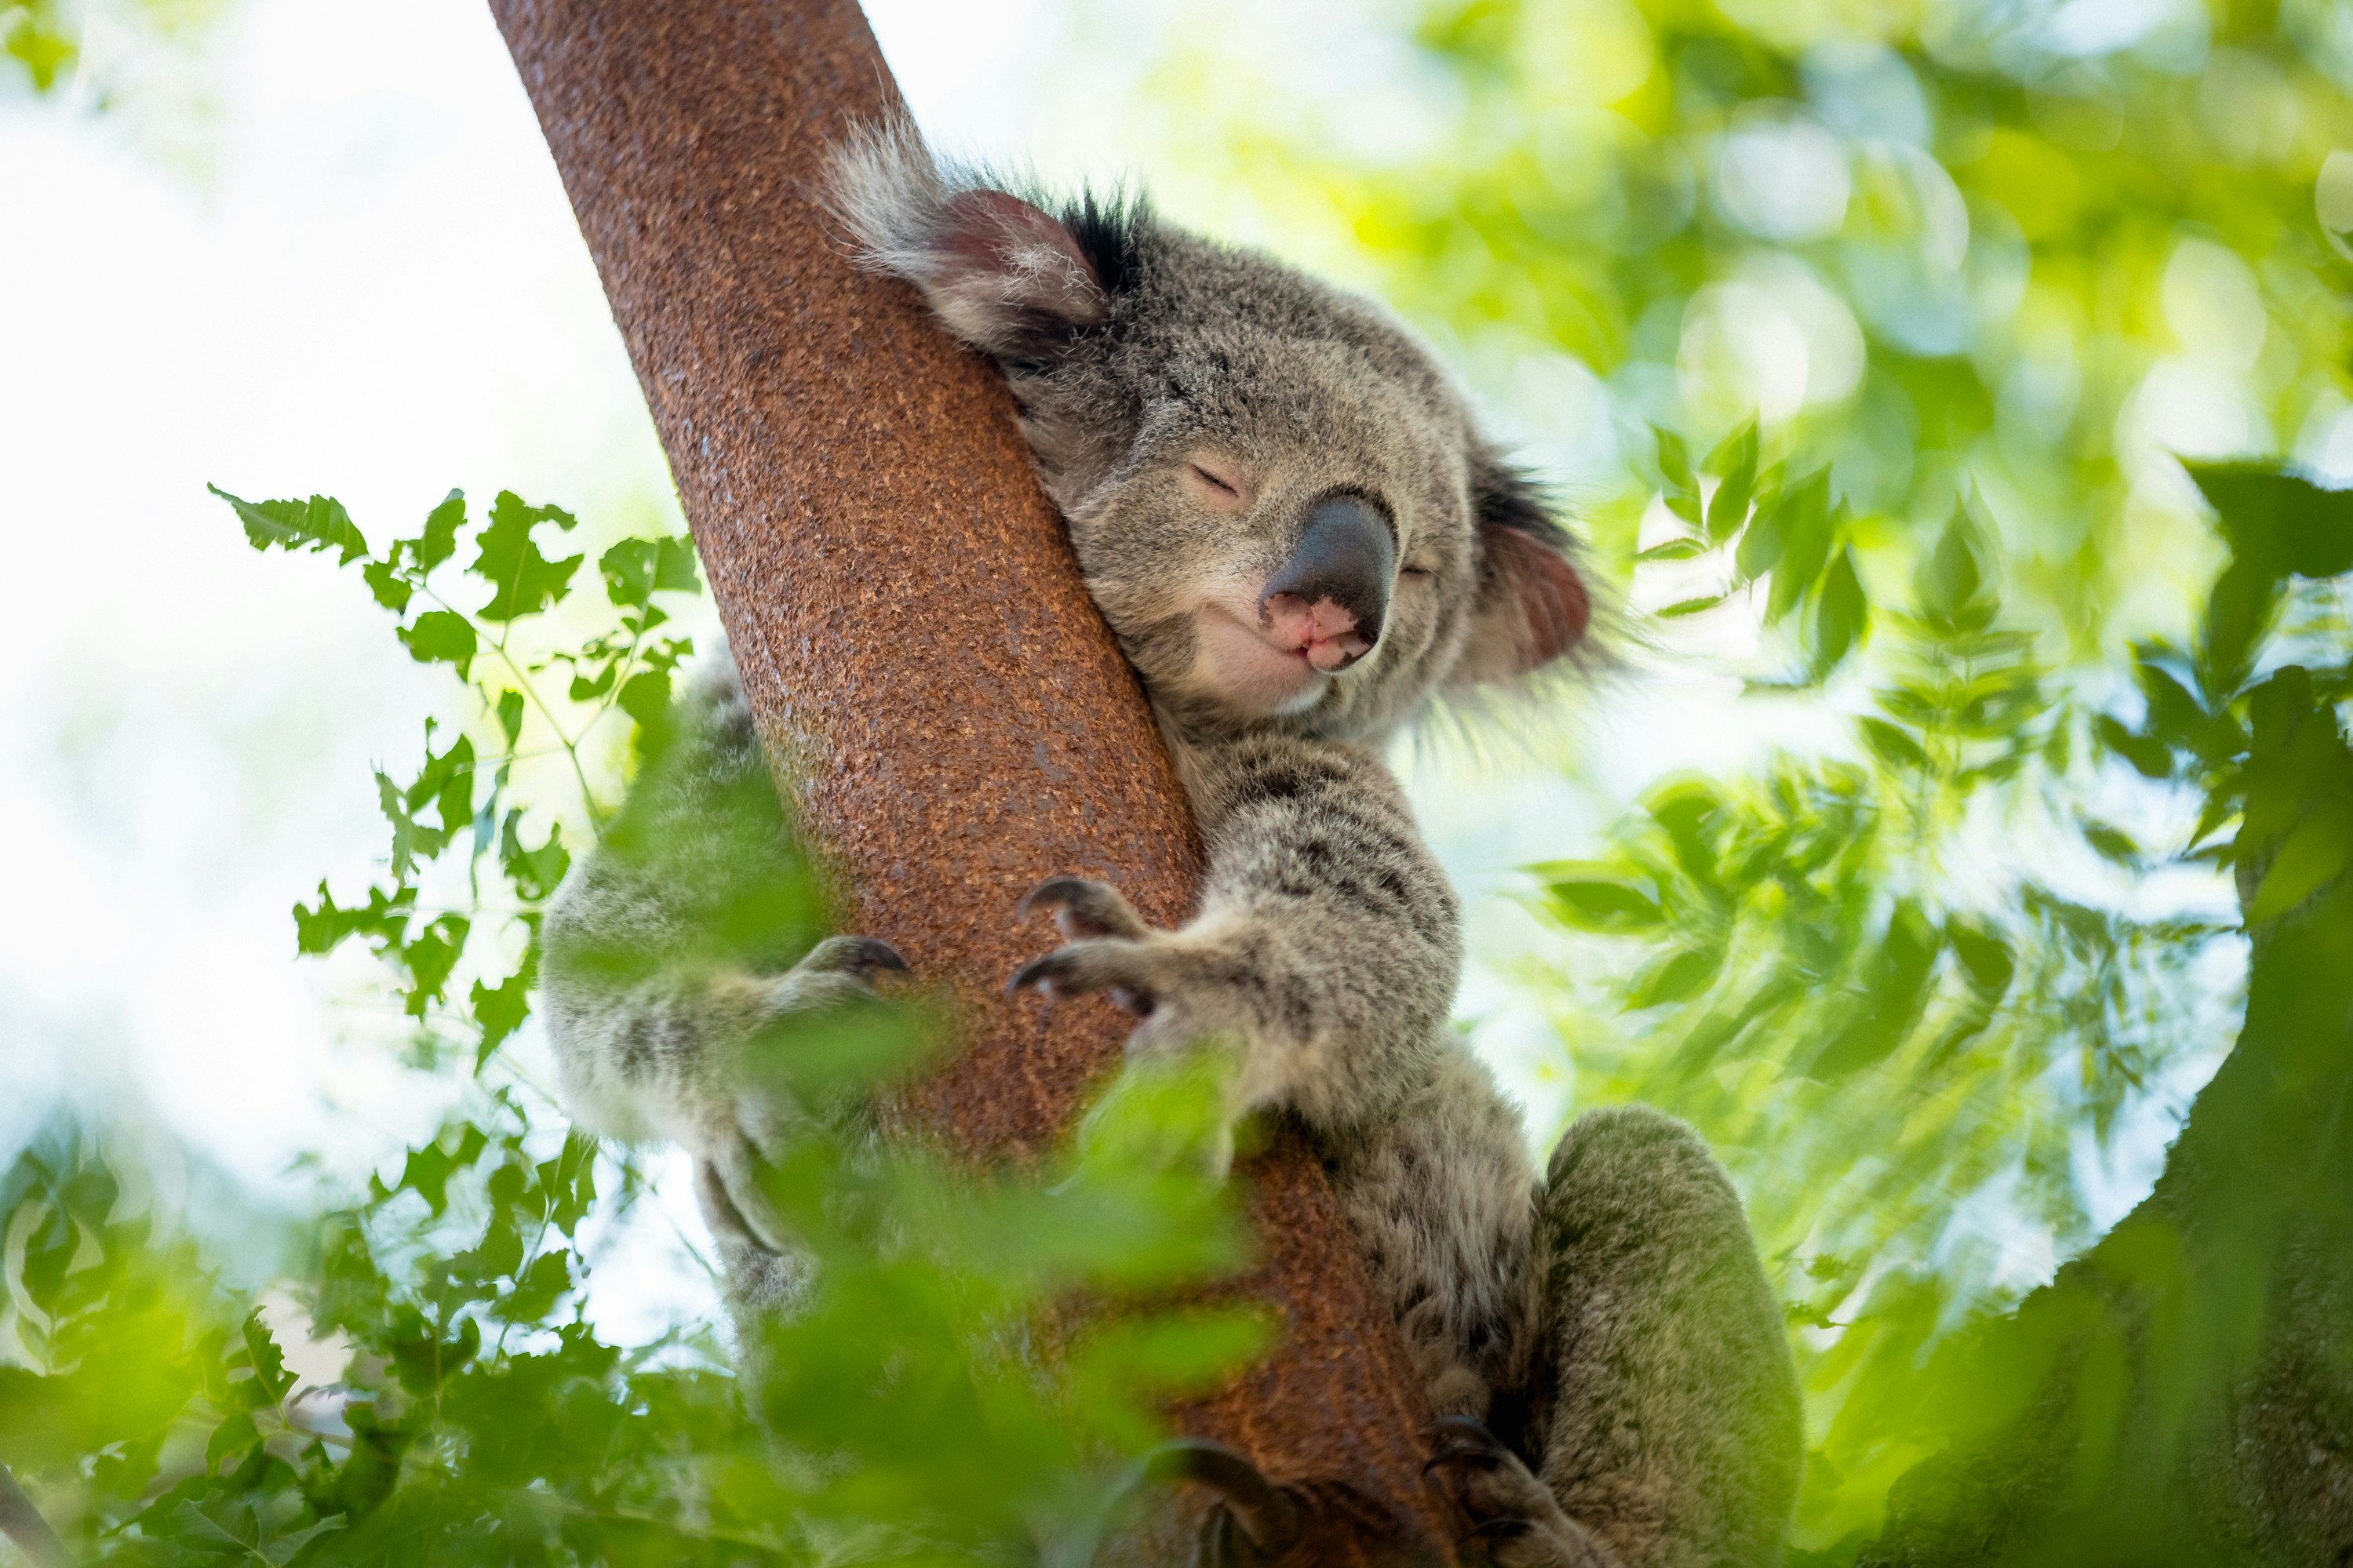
[1192, 602, 1327, 711]
[1260, 592, 1373, 672]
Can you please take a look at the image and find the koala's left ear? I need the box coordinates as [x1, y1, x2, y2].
[1451, 453, 1591, 686]
[829, 122, 1138, 359]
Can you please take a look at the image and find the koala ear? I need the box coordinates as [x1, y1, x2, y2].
[1452, 454, 1591, 686]
[829, 120, 1137, 358]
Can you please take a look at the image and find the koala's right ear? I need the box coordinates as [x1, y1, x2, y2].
[829, 121, 1134, 358]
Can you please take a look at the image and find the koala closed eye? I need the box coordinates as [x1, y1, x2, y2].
[1185, 460, 1251, 513]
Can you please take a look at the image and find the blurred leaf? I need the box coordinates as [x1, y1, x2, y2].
[2246, 808, 2352, 925]
[1704, 420, 1758, 545]
[1808, 548, 1869, 679]
[1535, 868, 1665, 931]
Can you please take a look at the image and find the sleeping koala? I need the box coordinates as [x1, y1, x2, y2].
[541, 126, 1801, 1566]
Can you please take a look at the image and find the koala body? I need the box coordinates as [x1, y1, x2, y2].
[542, 129, 1801, 1566]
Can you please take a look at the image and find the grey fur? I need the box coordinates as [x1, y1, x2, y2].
[542, 123, 1798, 1563]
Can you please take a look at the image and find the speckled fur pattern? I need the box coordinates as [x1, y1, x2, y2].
[539, 124, 1801, 1563]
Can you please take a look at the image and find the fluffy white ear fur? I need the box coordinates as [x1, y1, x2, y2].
[1451, 460, 1590, 687]
[829, 122, 1107, 355]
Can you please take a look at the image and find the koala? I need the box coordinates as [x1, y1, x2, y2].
[540, 126, 1801, 1566]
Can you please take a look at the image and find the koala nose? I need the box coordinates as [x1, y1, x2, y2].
[1259, 497, 1396, 672]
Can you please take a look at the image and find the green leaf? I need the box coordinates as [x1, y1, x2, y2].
[417, 489, 466, 573]
[1738, 467, 1824, 582]
[470, 491, 582, 621]
[1766, 493, 1838, 625]
[293, 879, 413, 956]
[541, 1135, 598, 1237]
[1914, 511, 1985, 625]
[1657, 593, 1728, 619]
[2246, 807, 2353, 924]
[1946, 917, 2015, 999]
[202, 1409, 259, 1469]
[2096, 714, 2174, 780]
[1704, 420, 1758, 544]
[505, 1250, 574, 1322]
[2185, 462, 2353, 580]
[2081, 820, 2142, 867]
[1628, 947, 1725, 1008]
[1655, 427, 1702, 526]
[397, 609, 478, 677]
[1637, 536, 1709, 562]
[617, 669, 674, 733]
[362, 559, 413, 613]
[500, 813, 570, 904]
[1808, 548, 1869, 678]
[262, 1517, 346, 1567]
[242, 1310, 297, 1403]
[1808, 901, 1943, 1078]
[1859, 717, 1928, 771]
[472, 962, 533, 1071]
[211, 486, 369, 565]
[1537, 869, 1665, 931]
[599, 535, 701, 609]
[494, 689, 526, 748]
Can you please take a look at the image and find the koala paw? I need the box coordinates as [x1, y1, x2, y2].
[1009, 876, 1182, 1024]
[793, 933, 910, 986]
[1423, 1418, 1618, 1568]
[767, 933, 909, 1017]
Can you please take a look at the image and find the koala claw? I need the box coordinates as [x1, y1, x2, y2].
[797, 934, 910, 977]
[1017, 875, 1153, 940]
[1006, 938, 1160, 1016]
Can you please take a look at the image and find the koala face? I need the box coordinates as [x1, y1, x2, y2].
[833, 131, 1589, 744]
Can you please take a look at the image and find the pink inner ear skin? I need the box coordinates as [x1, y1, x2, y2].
[938, 189, 1102, 289]
[1488, 526, 1590, 668]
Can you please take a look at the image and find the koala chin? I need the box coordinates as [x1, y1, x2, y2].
[540, 122, 1803, 1566]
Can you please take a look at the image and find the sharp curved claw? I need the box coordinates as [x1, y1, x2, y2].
[845, 937, 909, 974]
[1422, 1416, 1508, 1449]
[803, 935, 910, 977]
[1017, 875, 1095, 923]
[1017, 875, 1151, 941]
[1423, 1446, 1502, 1475]
[1007, 955, 1055, 998]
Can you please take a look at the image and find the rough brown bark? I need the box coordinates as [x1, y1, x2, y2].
[490, 0, 1448, 1552]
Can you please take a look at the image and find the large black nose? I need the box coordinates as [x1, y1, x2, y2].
[1260, 496, 1397, 653]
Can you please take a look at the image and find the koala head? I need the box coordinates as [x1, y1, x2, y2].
[833, 127, 1590, 746]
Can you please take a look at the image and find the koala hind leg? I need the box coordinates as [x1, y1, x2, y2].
[1517, 1106, 1802, 1566]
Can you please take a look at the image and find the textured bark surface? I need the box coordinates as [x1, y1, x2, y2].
[490, 0, 1448, 1552]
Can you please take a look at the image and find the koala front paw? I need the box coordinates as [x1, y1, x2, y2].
[1010, 876, 1170, 1018]
[777, 933, 909, 1007]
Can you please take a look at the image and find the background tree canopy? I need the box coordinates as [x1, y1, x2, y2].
[4, 0, 2351, 1564]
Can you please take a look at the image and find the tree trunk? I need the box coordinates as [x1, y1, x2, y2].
[488, 0, 1448, 1554]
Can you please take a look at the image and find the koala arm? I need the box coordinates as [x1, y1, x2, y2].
[1016, 730, 1462, 1133]
[539, 653, 902, 1248]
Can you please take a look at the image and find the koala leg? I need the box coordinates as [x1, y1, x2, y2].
[1512, 1107, 1802, 1567]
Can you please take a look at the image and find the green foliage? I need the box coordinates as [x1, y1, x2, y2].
[0, 485, 1261, 1564]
